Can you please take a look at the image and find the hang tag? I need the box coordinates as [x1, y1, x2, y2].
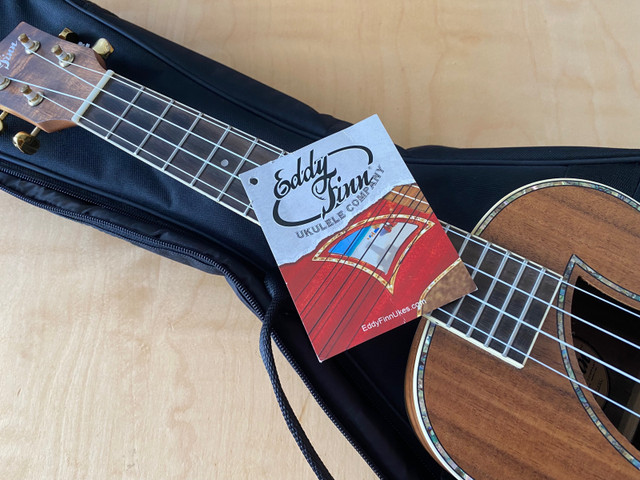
[241, 116, 475, 361]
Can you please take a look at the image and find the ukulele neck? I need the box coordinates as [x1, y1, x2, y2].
[76, 72, 562, 367]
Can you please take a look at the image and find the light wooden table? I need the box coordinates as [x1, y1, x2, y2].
[2, 1, 640, 479]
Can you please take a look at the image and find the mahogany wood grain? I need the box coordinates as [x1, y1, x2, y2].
[407, 182, 640, 479]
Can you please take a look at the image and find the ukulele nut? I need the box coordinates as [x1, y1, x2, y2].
[51, 44, 75, 67]
[18, 33, 40, 55]
[20, 85, 44, 107]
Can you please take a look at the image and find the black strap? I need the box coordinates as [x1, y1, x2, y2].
[259, 291, 334, 480]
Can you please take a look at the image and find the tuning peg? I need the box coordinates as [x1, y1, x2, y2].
[58, 28, 80, 44]
[0, 73, 9, 90]
[20, 85, 44, 107]
[51, 44, 75, 67]
[92, 38, 114, 60]
[18, 33, 40, 55]
[0, 111, 8, 133]
[13, 127, 41, 155]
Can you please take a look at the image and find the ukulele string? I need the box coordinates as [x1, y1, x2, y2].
[6, 77, 260, 210]
[112, 60, 640, 352]
[17, 39, 640, 330]
[317, 186, 434, 356]
[7, 83, 253, 211]
[40, 52, 283, 156]
[425, 309, 640, 421]
[455, 284, 640, 385]
[13, 42, 640, 388]
[443, 224, 640, 351]
[304, 184, 421, 338]
[32, 83, 640, 385]
[10, 50, 276, 182]
[24, 48, 284, 161]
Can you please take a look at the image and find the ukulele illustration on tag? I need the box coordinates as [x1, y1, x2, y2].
[241, 116, 476, 361]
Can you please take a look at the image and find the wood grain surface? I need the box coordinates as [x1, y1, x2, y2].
[2, 1, 640, 479]
[408, 183, 640, 479]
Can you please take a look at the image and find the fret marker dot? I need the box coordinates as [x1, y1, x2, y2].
[221, 159, 229, 168]
[249, 177, 259, 185]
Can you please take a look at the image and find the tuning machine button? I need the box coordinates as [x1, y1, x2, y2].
[92, 38, 114, 60]
[0, 111, 8, 133]
[13, 127, 41, 155]
[58, 28, 80, 44]
[0, 73, 9, 90]
[51, 44, 75, 67]
[18, 33, 40, 55]
[20, 85, 44, 107]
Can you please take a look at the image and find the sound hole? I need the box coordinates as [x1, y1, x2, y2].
[571, 277, 640, 448]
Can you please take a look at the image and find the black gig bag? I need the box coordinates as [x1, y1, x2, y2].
[2, 2, 640, 479]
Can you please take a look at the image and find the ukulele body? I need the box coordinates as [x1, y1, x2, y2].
[405, 179, 640, 479]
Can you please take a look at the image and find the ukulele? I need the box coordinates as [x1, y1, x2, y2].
[1, 23, 639, 479]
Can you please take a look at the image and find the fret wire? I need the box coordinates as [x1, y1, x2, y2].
[218, 138, 257, 200]
[162, 112, 203, 171]
[135, 99, 173, 155]
[482, 255, 529, 343]
[75, 112, 251, 210]
[105, 86, 143, 140]
[53, 58, 279, 157]
[84, 74, 273, 171]
[111, 74, 284, 156]
[190, 126, 231, 187]
[469, 241, 491, 280]
[81, 89, 252, 185]
[500, 266, 548, 355]
[243, 201, 254, 217]
[109, 74, 284, 159]
[444, 230, 476, 328]
[468, 251, 509, 336]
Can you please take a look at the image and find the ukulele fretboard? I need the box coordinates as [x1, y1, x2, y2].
[432, 224, 562, 367]
[77, 74, 284, 223]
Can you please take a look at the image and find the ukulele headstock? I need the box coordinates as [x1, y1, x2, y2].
[0, 22, 108, 134]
